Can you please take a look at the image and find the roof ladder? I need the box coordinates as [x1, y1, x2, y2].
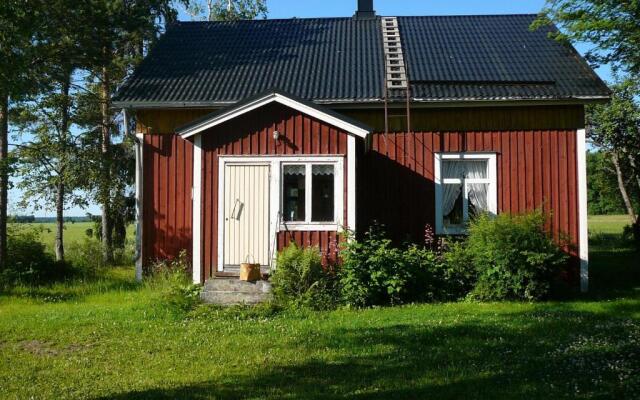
[381, 17, 407, 89]
[381, 17, 411, 142]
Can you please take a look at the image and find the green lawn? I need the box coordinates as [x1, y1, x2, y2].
[0, 216, 638, 399]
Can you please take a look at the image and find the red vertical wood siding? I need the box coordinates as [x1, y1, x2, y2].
[200, 103, 352, 279]
[361, 130, 580, 280]
[142, 134, 193, 269]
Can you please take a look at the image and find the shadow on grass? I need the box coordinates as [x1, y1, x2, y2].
[96, 306, 639, 400]
[586, 232, 639, 301]
[2, 268, 142, 302]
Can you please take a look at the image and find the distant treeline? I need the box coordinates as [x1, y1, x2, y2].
[9, 216, 92, 224]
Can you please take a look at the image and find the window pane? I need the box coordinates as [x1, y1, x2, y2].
[283, 165, 305, 222]
[443, 183, 463, 227]
[468, 183, 489, 218]
[442, 160, 487, 179]
[311, 165, 334, 222]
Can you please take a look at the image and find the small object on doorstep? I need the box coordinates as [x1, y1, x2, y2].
[240, 255, 261, 282]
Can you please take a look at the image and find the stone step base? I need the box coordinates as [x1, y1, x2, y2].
[201, 278, 272, 305]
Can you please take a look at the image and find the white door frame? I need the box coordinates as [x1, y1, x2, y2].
[218, 159, 274, 273]
[216, 155, 347, 274]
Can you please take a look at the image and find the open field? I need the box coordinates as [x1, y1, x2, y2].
[10, 222, 135, 252]
[0, 216, 638, 399]
[588, 214, 632, 235]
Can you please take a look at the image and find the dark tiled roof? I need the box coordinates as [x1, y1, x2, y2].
[114, 14, 610, 107]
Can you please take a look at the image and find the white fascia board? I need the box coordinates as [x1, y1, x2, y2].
[577, 129, 589, 292]
[192, 135, 203, 284]
[179, 93, 370, 139]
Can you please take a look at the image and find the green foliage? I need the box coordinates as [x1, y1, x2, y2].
[271, 243, 339, 310]
[534, 0, 640, 76]
[339, 226, 442, 307]
[147, 251, 202, 315]
[587, 151, 637, 215]
[587, 80, 640, 154]
[464, 212, 569, 301]
[440, 241, 478, 299]
[1, 227, 68, 286]
[65, 238, 106, 275]
[185, 0, 268, 21]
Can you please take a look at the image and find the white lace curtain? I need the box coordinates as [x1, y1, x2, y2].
[284, 165, 305, 175]
[442, 161, 465, 216]
[442, 160, 488, 217]
[312, 165, 334, 175]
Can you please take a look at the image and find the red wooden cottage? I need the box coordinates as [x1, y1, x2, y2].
[113, 1, 610, 292]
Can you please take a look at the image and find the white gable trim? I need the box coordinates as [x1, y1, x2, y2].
[178, 93, 370, 139]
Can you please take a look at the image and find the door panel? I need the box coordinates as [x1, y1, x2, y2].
[223, 164, 270, 268]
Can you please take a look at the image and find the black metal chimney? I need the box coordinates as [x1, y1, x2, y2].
[354, 0, 376, 19]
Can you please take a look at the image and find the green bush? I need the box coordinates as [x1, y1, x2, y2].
[147, 250, 202, 314]
[66, 238, 106, 276]
[271, 243, 339, 310]
[440, 241, 477, 300]
[464, 212, 568, 301]
[339, 226, 441, 307]
[1, 227, 69, 286]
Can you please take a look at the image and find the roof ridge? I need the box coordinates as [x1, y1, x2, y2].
[172, 13, 539, 25]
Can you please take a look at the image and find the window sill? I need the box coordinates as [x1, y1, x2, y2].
[278, 223, 341, 232]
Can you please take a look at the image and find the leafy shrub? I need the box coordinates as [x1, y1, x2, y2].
[439, 241, 477, 300]
[1, 227, 69, 286]
[66, 238, 106, 276]
[339, 226, 442, 307]
[464, 212, 568, 301]
[147, 250, 202, 314]
[271, 243, 339, 310]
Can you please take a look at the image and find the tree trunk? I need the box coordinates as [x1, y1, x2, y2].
[55, 75, 72, 262]
[0, 93, 8, 270]
[55, 182, 64, 261]
[100, 63, 113, 263]
[628, 154, 640, 193]
[612, 152, 637, 224]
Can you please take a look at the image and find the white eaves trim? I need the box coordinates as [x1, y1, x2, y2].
[178, 93, 370, 139]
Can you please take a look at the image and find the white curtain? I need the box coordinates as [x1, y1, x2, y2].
[442, 160, 489, 216]
[312, 164, 334, 175]
[468, 183, 488, 212]
[284, 164, 305, 175]
[466, 161, 488, 212]
[441, 161, 465, 216]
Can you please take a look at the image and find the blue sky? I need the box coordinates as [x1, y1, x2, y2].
[16, 0, 613, 217]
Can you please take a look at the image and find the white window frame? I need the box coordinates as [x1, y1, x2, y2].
[279, 158, 344, 232]
[434, 153, 497, 235]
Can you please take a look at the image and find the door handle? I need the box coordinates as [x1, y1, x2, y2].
[230, 198, 239, 220]
[230, 198, 244, 220]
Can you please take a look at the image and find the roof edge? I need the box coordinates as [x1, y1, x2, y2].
[176, 90, 372, 139]
[114, 96, 610, 111]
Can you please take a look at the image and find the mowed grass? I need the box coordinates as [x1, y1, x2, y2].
[0, 217, 638, 399]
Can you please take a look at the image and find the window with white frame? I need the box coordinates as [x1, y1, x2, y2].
[435, 153, 497, 234]
[281, 160, 342, 229]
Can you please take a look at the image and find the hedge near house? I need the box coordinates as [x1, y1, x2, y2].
[462, 212, 568, 301]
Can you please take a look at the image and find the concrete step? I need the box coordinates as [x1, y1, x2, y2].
[204, 278, 271, 294]
[201, 278, 272, 305]
[201, 289, 271, 305]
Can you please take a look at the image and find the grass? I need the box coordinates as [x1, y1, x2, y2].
[10, 222, 135, 253]
[0, 216, 638, 399]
